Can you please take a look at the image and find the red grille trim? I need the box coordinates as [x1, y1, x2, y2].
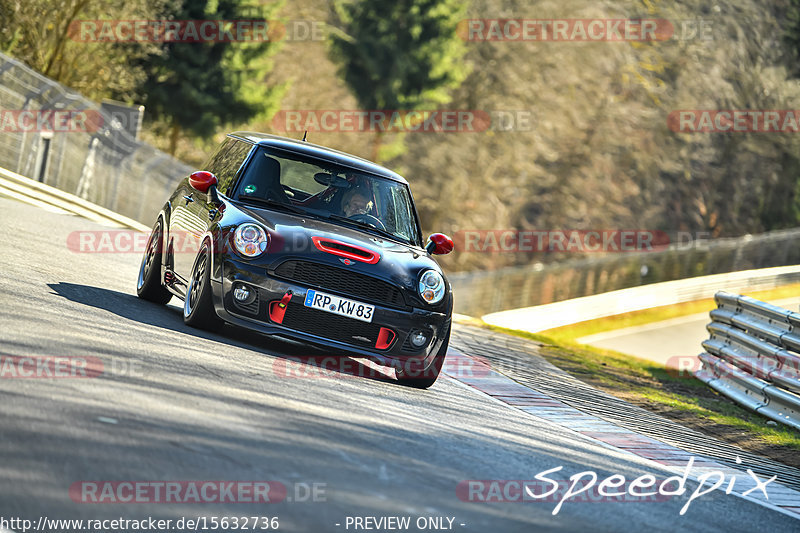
[312, 236, 380, 264]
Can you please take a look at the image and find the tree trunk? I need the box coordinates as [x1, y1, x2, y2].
[169, 121, 181, 156]
[43, 0, 90, 78]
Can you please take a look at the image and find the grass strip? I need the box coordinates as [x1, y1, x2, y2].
[473, 321, 800, 465]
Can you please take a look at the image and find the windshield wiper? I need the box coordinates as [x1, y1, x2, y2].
[325, 214, 410, 244]
[236, 196, 306, 215]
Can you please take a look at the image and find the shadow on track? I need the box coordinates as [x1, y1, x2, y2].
[46, 282, 396, 384]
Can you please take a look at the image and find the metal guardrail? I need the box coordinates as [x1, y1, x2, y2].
[451, 230, 800, 316]
[0, 51, 192, 226]
[697, 291, 800, 431]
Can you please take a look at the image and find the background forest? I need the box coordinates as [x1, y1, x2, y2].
[3, 0, 800, 272]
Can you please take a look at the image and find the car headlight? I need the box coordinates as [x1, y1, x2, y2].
[233, 224, 268, 257]
[418, 270, 445, 304]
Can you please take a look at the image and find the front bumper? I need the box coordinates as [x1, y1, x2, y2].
[211, 257, 450, 369]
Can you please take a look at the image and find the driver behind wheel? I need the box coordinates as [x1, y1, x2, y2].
[341, 188, 371, 217]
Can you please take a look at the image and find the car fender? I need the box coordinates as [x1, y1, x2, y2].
[202, 221, 230, 283]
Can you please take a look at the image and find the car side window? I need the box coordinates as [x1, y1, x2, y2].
[202, 138, 252, 196]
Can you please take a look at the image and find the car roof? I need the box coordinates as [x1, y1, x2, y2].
[227, 132, 409, 185]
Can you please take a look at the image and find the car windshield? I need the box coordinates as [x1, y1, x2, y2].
[234, 147, 420, 245]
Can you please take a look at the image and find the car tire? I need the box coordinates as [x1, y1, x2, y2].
[136, 219, 172, 305]
[395, 325, 450, 389]
[184, 242, 223, 331]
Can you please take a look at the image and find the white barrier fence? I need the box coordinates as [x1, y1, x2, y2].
[482, 266, 800, 333]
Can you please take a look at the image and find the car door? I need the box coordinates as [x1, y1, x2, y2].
[169, 179, 210, 286]
[168, 140, 232, 286]
[169, 138, 254, 287]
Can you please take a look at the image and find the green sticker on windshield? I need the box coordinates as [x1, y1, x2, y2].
[244, 184, 257, 194]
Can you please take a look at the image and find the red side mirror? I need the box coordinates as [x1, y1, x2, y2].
[189, 171, 218, 193]
[426, 233, 454, 255]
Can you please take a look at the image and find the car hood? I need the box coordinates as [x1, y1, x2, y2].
[226, 202, 446, 300]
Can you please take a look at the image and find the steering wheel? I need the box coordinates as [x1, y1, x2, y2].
[349, 213, 387, 231]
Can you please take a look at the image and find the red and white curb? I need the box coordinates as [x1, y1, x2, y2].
[444, 349, 800, 518]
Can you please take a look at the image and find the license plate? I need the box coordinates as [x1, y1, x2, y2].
[304, 289, 374, 323]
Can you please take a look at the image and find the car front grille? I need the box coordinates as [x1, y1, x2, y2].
[281, 303, 383, 348]
[274, 260, 407, 309]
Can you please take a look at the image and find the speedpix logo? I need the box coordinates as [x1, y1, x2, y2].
[458, 457, 776, 516]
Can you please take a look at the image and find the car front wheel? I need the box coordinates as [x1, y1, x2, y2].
[395, 326, 450, 389]
[183, 242, 222, 331]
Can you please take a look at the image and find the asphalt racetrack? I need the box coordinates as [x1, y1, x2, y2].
[1, 197, 798, 532]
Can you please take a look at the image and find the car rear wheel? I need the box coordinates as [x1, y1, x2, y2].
[184, 243, 222, 331]
[395, 326, 450, 389]
[136, 219, 172, 305]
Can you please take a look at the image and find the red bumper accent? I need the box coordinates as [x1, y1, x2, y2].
[269, 290, 293, 324]
[375, 327, 396, 350]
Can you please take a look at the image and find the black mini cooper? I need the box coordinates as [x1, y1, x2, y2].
[136, 132, 454, 388]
